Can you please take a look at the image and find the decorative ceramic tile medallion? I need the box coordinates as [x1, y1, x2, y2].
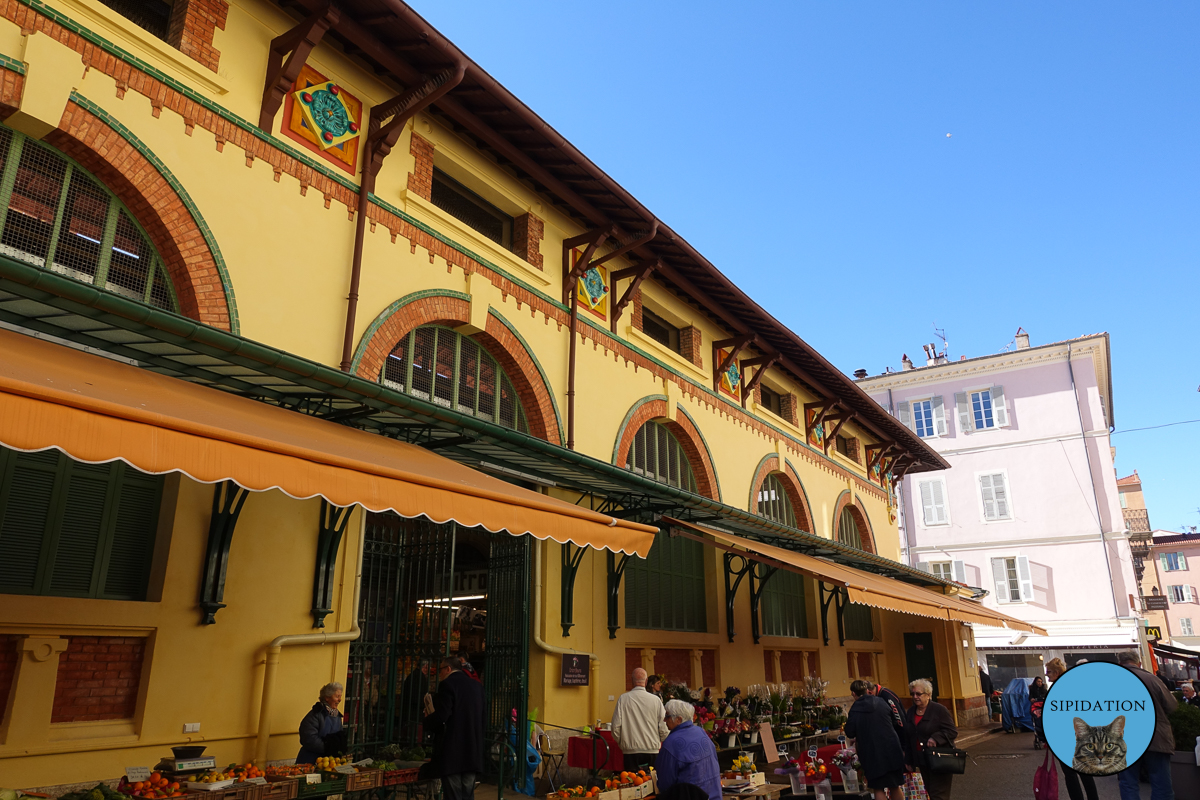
[716, 347, 741, 401]
[282, 64, 363, 174]
[573, 249, 608, 320]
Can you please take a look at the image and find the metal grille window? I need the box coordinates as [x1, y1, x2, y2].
[760, 569, 808, 638]
[0, 445, 163, 600]
[0, 126, 177, 311]
[625, 421, 698, 493]
[382, 326, 529, 433]
[756, 473, 796, 527]
[837, 507, 863, 550]
[625, 530, 707, 632]
[430, 169, 512, 249]
[96, 0, 172, 41]
[641, 309, 681, 353]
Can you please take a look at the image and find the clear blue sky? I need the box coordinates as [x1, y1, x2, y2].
[415, 1, 1200, 531]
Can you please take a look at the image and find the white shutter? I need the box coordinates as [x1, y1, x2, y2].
[992, 473, 1010, 519]
[980, 475, 996, 520]
[897, 401, 912, 431]
[931, 395, 947, 436]
[917, 561, 932, 574]
[1186, 585, 1196, 603]
[955, 392, 973, 434]
[920, 481, 936, 526]
[1161, 554, 1171, 572]
[1017, 556, 1034, 601]
[952, 560, 966, 583]
[991, 386, 1009, 427]
[931, 480, 947, 524]
[991, 558, 1009, 603]
[1180, 553, 1188, 570]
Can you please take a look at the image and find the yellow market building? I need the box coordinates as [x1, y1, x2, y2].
[0, 0, 1041, 787]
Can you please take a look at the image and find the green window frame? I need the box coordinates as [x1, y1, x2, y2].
[625, 421, 698, 493]
[757, 473, 796, 527]
[760, 569, 809, 638]
[0, 446, 164, 600]
[624, 530, 707, 632]
[382, 326, 530, 433]
[843, 603, 874, 641]
[837, 506, 864, 550]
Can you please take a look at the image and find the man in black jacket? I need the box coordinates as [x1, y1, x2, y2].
[424, 657, 485, 800]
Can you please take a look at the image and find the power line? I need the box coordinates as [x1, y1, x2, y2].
[1112, 419, 1200, 435]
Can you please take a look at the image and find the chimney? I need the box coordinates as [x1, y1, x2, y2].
[901, 354, 914, 371]
[1015, 327, 1030, 349]
[853, 369, 868, 379]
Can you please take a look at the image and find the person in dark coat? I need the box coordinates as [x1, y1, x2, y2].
[844, 680, 905, 800]
[979, 667, 994, 699]
[1046, 658, 1097, 800]
[397, 658, 430, 737]
[424, 657, 486, 800]
[297, 682, 346, 764]
[868, 682, 906, 738]
[904, 679, 957, 800]
[1182, 679, 1200, 708]
[1029, 676, 1048, 702]
[1116, 651, 1176, 800]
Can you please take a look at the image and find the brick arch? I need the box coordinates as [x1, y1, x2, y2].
[351, 293, 561, 445]
[747, 454, 813, 533]
[831, 491, 877, 554]
[613, 396, 720, 501]
[35, 100, 237, 331]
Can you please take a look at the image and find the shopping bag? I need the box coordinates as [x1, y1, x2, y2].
[903, 772, 929, 800]
[1033, 750, 1058, 799]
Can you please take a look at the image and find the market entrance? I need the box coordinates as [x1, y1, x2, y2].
[344, 512, 531, 764]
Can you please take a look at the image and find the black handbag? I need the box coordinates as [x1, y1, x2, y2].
[926, 746, 968, 774]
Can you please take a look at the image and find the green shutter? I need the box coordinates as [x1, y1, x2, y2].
[0, 449, 59, 594]
[625, 531, 706, 632]
[47, 461, 113, 596]
[761, 570, 808, 638]
[843, 603, 874, 641]
[101, 466, 162, 600]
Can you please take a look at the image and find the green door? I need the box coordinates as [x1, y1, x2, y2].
[482, 532, 532, 777]
[903, 632, 939, 700]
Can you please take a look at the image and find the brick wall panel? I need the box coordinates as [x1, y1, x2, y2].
[512, 212, 544, 269]
[52, 636, 146, 723]
[407, 133, 434, 200]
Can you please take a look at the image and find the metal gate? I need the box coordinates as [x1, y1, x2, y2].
[345, 512, 531, 764]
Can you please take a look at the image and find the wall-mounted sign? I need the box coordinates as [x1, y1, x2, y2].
[1143, 596, 1170, 612]
[561, 653, 589, 686]
[1145, 625, 1163, 640]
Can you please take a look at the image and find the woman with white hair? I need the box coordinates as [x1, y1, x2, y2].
[655, 699, 722, 800]
[297, 681, 346, 764]
[903, 679, 956, 800]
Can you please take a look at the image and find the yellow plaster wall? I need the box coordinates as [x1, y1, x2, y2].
[0, 477, 362, 787]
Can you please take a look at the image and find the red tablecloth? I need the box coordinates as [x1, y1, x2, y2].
[567, 730, 623, 771]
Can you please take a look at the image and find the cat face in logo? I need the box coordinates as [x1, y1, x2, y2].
[1071, 715, 1127, 775]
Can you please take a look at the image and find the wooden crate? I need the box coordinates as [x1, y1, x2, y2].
[344, 771, 380, 792]
[381, 769, 420, 787]
[258, 779, 299, 800]
[296, 777, 345, 798]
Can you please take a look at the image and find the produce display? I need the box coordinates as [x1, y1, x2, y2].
[120, 773, 185, 798]
[603, 770, 651, 789]
[313, 756, 352, 772]
[58, 786, 132, 800]
[264, 766, 314, 777]
[191, 764, 263, 784]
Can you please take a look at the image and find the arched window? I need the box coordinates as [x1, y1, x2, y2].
[837, 506, 863, 550]
[625, 420, 698, 492]
[0, 125, 176, 310]
[382, 326, 529, 433]
[756, 473, 797, 527]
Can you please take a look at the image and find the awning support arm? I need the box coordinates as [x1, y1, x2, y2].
[606, 550, 631, 639]
[834, 586, 847, 646]
[724, 552, 751, 643]
[819, 581, 835, 646]
[258, 1, 341, 132]
[199, 481, 250, 625]
[312, 500, 354, 628]
[748, 562, 778, 644]
[560, 542, 587, 637]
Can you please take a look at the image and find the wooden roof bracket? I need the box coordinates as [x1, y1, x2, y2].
[865, 441, 896, 472]
[610, 259, 659, 333]
[739, 353, 779, 408]
[822, 410, 856, 455]
[803, 399, 838, 444]
[712, 335, 754, 393]
[561, 226, 614, 305]
[259, 1, 341, 132]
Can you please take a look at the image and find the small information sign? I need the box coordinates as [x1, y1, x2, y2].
[305, 774, 322, 784]
[561, 653, 589, 686]
[335, 765, 357, 775]
[758, 722, 778, 763]
[126, 768, 152, 783]
[244, 777, 268, 785]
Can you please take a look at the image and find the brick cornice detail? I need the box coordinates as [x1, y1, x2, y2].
[0, 0, 890, 500]
[749, 455, 813, 533]
[613, 398, 719, 502]
[353, 295, 560, 445]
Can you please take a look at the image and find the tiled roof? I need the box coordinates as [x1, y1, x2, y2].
[1116, 471, 1141, 487]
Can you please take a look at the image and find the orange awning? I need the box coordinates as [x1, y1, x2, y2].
[0, 329, 657, 555]
[665, 517, 1045, 634]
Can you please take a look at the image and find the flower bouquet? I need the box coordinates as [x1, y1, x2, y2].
[803, 758, 832, 800]
[830, 749, 861, 792]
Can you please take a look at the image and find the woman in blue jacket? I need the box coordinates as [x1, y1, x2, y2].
[297, 682, 345, 764]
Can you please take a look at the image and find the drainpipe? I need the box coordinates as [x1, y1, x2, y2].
[1066, 343, 1120, 618]
[533, 539, 599, 724]
[254, 512, 365, 765]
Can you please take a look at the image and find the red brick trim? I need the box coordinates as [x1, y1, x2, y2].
[353, 296, 561, 445]
[749, 455, 813, 532]
[0, 0, 889, 501]
[512, 212, 544, 270]
[613, 397, 719, 501]
[52, 635, 146, 723]
[779, 393, 799, 426]
[408, 132, 434, 200]
[832, 493, 876, 555]
[0, 633, 16, 720]
[167, 0, 229, 73]
[42, 103, 232, 329]
[679, 326, 702, 368]
[631, 289, 643, 331]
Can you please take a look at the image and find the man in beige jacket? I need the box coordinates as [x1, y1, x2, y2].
[611, 668, 669, 770]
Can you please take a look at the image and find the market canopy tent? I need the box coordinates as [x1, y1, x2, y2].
[0, 328, 657, 556]
[664, 516, 1046, 633]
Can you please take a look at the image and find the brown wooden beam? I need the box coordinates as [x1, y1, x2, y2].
[711, 335, 753, 393]
[739, 354, 778, 408]
[561, 227, 613, 305]
[259, 2, 340, 132]
[610, 260, 658, 334]
[824, 412, 856, 455]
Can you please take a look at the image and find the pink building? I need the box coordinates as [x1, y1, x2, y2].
[858, 331, 1140, 684]
[1150, 530, 1200, 647]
